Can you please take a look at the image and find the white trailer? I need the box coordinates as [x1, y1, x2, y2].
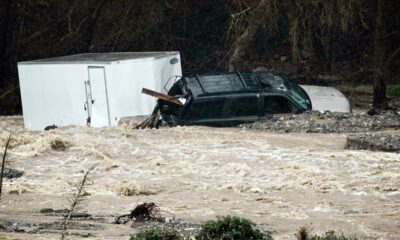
[17, 52, 182, 130]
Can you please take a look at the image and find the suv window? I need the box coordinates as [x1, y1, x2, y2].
[226, 97, 259, 117]
[184, 98, 227, 120]
[264, 96, 296, 114]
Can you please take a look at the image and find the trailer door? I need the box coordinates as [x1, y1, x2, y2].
[87, 66, 111, 127]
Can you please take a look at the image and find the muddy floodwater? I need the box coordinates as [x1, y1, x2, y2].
[0, 116, 399, 239]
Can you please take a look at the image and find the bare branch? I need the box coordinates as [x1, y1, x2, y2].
[60, 164, 96, 240]
[0, 86, 19, 100]
[384, 45, 400, 70]
[231, 7, 251, 18]
[228, 0, 274, 71]
[112, 7, 133, 51]
[358, 8, 369, 30]
[67, 0, 82, 34]
[22, 0, 83, 43]
[0, 135, 12, 200]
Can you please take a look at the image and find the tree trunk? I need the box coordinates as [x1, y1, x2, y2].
[323, 27, 333, 71]
[287, 0, 300, 64]
[322, 1, 335, 71]
[80, 0, 108, 52]
[372, 0, 388, 110]
[0, 0, 12, 89]
[228, 0, 268, 71]
[302, 13, 315, 61]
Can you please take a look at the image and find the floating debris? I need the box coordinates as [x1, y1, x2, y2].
[115, 202, 162, 224]
[2, 168, 23, 179]
[50, 139, 71, 151]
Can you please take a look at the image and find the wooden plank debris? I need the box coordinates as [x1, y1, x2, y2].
[141, 88, 183, 106]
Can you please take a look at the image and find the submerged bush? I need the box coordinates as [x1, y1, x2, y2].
[387, 86, 400, 96]
[295, 226, 311, 240]
[310, 231, 358, 240]
[196, 215, 272, 240]
[130, 229, 183, 240]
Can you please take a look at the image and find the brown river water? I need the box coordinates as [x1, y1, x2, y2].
[0, 116, 399, 239]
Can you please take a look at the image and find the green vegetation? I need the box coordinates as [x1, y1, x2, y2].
[129, 229, 183, 240]
[196, 215, 272, 240]
[129, 217, 359, 240]
[295, 226, 358, 240]
[387, 86, 400, 96]
[310, 231, 358, 240]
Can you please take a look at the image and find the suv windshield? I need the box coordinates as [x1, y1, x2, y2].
[284, 79, 311, 110]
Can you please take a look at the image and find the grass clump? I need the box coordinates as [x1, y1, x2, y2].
[196, 215, 272, 240]
[387, 86, 400, 96]
[310, 231, 357, 240]
[130, 229, 183, 240]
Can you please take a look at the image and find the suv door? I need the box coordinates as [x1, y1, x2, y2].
[181, 97, 228, 125]
[221, 95, 261, 125]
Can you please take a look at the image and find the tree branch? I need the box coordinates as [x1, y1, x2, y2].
[0, 135, 12, 200]
[112, 7, 133, 51]
[384, 45, 400, 70]
[22, 0, 83, 43]
[0, 86, 18, 100]
[60, 164, 96, 240]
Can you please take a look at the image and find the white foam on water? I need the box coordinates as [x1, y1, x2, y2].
[1, 117, 400, 239]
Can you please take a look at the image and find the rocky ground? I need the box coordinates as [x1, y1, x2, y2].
[346, 134, 400, 153]
[243, 110, 400, 152]
[243, 110, 400, 133]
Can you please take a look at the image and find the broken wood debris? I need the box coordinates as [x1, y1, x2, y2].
[135, 88, 182, 129]
[40, 208, 92, 219]
[135, 102, 162, 129]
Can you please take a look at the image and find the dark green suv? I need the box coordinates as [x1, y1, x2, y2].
[160, 72, 312, 126]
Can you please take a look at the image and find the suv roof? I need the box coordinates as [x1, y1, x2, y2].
[179, 72, 289, 97]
